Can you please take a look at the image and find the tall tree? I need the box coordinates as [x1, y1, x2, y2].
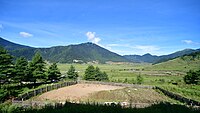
[95, 67, 108, 81]
[47, 63, 61, 82]
[84, 65, 108, 81]
[0, 47, 13, 85]
[28, 52, 46, 84]
[84, 65, 96, 80]
[67, 65, 78, 80]
[14, 57, 28, 85]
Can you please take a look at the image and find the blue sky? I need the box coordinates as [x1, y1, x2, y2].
[0, 0, 200, 55]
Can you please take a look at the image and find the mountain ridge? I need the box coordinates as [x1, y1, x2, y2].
[0, 37, 129, 63]
[1, 37, 199, 63]
[124, 48, 199, 63]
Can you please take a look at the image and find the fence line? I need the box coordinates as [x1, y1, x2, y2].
[155, 86, 200, 106]
[13, 81, 77, 101]
[12, 80, 200, 107]
[12, 100, 152, 108]
[78, 80, 153, 89]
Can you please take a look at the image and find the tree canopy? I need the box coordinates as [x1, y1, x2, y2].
[14, 57, 28, 84]
[84, 65, 108, 81]
[184, 70, 200, 85]
[47, 63, 61, 82]
[67, 65, 78, 80]
[28, 52, 46, 83]
[0, 47, 14, 85]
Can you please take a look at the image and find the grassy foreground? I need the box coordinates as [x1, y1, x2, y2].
[1, 102, 199, 113]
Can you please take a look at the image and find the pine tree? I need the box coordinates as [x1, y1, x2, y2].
[84, 65, 108, 81]
[14, 57, 28, 85]
[95, 67, 108, 81]
[94, 67, 101, 81]
[103, 72, 109, 80]
[47, 63, 61, 82]
[28, 52, 46, 84]
[0, 47, 13, 85]
[67, 65, 78, 80]
[84, 65, 96, 80]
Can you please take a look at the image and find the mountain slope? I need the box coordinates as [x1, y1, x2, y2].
[0, 37, 32, 50]
[124, 54, 159, 63]
[145, 51, 200, 72]
[124, 49, 198, 63]
[0, 37, 128, 63]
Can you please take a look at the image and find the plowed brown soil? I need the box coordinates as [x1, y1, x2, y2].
[35, 84, 124, 101]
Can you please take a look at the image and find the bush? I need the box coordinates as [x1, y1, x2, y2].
[184, 70, 200, 85]
[136, 75, 143, 84]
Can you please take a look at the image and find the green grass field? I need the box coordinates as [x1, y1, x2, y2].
[56, 63, 200, 103]
[160, 84, 200, 102]
[57, 63, 184, 85]
[145, 57, 200, 72]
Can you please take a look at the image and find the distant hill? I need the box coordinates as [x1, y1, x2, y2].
[0, 37, 128, 63]
[124, 53, 159, 63]
[145, 51, 200, 72]
[124, 49, 199, 63]
[0, 37, 32, 50]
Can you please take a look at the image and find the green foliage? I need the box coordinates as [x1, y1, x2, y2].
[0, 47, 14, 85]
[14, 57, 28, 84]
[47, 63, 61, 82]
[67, 65, 78, 80]
[0, 102, 23, 113]
[184, 70, 200, 84]
[136, 74, 144, 84]
[84, 65, 109, 81]
[28, 52, 46, 83]
[84, 65, 96, 80]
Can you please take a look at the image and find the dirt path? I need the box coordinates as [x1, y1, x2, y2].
[35, 84, 124, 101]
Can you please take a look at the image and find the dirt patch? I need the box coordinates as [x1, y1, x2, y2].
[34, 84, 124, 102]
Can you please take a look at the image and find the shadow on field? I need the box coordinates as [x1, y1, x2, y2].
[9, 102, 200, 113]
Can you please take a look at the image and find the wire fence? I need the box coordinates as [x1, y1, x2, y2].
[13, 81, 77, 101]
[11, 81, 200, 108]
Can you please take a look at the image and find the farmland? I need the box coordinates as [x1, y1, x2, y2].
[55, 63, 200, 105]
[57, 63, 185, 85]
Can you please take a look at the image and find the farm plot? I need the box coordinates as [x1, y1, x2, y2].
[83, 87, 169, 104]
[33, 84, 124, 102]
[33, 83, 170, 107]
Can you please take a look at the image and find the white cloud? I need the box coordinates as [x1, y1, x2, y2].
[19, 32, 33, 37]
[134, 45, 160, 53]
[86, 31, 101, 44]
[182, 40, 193, 44]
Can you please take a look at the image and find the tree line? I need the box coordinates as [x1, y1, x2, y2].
[0, 47, 83, 87]
[0, 46, 109, 101]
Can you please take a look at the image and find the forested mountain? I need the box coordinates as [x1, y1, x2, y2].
[1, 37, 199, 64]
[124, 49, 199, 63]
[0, 37, 128, 63]
[0, 37, 32, 50]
